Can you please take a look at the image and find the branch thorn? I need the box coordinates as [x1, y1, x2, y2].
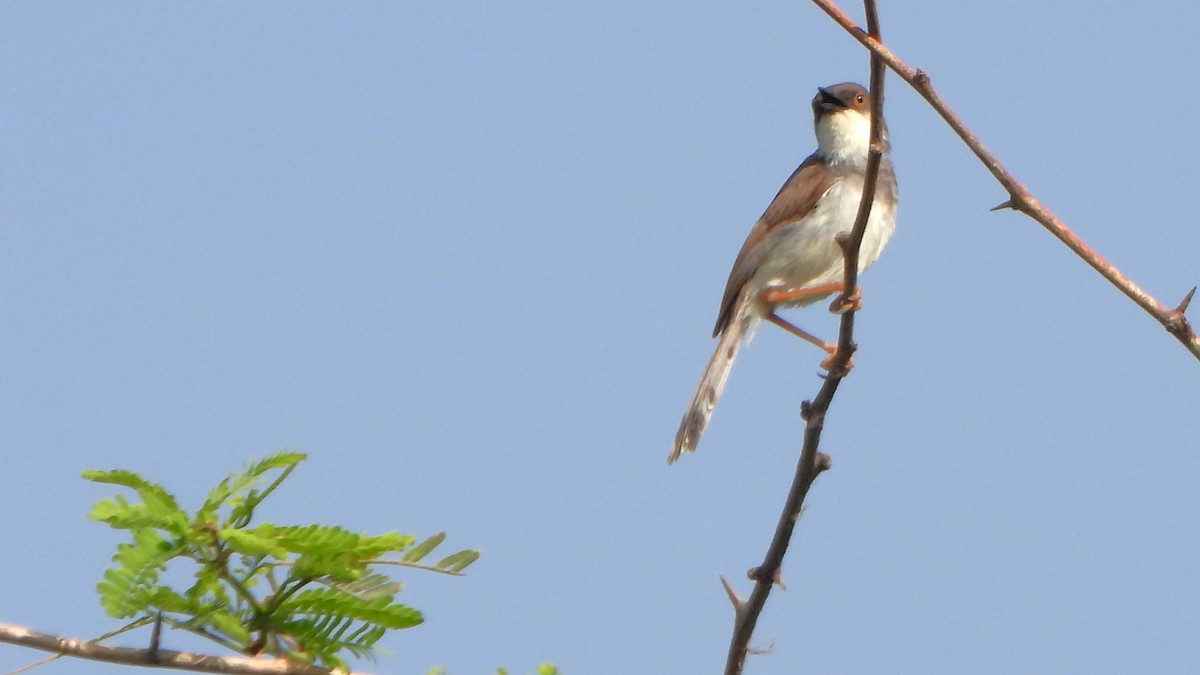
[989, 199, 1014, 212]
[1176, 286, 1196, 315]
[720, 575, 746, 611]
[773, 568, 788, 591]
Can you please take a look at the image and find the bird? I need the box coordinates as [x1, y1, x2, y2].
[670, 82, 897, 464]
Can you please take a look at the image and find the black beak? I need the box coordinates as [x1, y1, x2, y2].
[814, 87, 848, 114]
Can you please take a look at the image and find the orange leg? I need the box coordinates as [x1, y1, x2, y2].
[760, 282, 845, 306]
[761, 282, 864, 315]
[767, 312, 851, 372]
[761, 283, 863, 373]
[765, 312, 835, 354]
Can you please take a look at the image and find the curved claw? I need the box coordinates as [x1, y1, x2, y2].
[828, 287, 863, 315]
[819, 347, 855, 376]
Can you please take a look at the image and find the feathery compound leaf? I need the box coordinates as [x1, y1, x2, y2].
[97, 528, 181, 618]
[243, 451, 307, 476]
[185, 563, 232, 607]
[435, 549, 480, 573]
[260, 524, 414, 559]
[402, 532, 446, 563]
[229, 453, 306, 525]
[198, 452, 303, 522]
[84, 469, 176, 503]
[146, 586, 194, 615]
[221, 527, 287, 558]
[84, 470, 187, 534]
[277, 588, 423, 629]
[271, 591, 420, 668]
[328, 573, 404, 601]
[193, 607, 252, 645]
[86, 453, 473, 669]
[87, 495, 190, 534]
[194, 452, 306, 523]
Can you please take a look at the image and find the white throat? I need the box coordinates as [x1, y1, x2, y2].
[815, 110, 873, 167]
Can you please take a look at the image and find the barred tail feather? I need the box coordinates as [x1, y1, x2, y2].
[670, 296, 754, 463]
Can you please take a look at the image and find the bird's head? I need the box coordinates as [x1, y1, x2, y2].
[812, 82, 886, 166]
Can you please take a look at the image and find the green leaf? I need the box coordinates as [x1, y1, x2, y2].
[96, 528, 181, 618]
[86, 452, 471, 670]
[402, 532, 446, 563]
[277, 588, 422, 629]
[243, 451, 308, 476]
[198, 451, 307, 522]
[185, 563, 232, 608]
[88, 496, 190, 534]
[329, 573, 404, 602]
[84, 470, 188, 535]
[262, 524, 414, 559]
[147, 586, 194, 614]
[221, 527, 286, 558]
[228, 452, 307, 526]
[198, 608, 253, 645]
[435, 549, 480, 573]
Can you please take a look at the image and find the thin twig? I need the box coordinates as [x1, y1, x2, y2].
[811, 0, 1200, 361]
[5, 617, 154, 675]
[266, 557, 464, 577]
[160, 616, 244, 655]
[350, 558, 465, 576]
[0, 620, 356, 675]
[723, 3, 886, 673]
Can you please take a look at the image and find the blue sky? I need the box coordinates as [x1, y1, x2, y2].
[3, 2, 1199, 674]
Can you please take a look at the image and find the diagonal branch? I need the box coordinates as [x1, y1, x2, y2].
[811, 0, 1200, 361]
[0, 620, 358, 675]
[725, 2, 1196, 670]
[723, 3, 887, 673]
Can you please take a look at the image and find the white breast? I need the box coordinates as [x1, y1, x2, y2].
[750, 175, 896, 308]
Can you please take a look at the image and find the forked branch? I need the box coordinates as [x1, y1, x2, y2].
[727, 2, 1197, 671]
[811, 0, 1200, 360]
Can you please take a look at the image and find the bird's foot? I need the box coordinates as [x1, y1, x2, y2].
[819, 345, 854, 376]
[828, 287, 862, 314]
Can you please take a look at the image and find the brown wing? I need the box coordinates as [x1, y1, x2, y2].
[711, 152, 834, 336]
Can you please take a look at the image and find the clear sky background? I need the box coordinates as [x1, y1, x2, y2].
[3, 3, 1199, 674]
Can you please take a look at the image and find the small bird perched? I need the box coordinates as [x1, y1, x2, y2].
[670, 82, 897, 463]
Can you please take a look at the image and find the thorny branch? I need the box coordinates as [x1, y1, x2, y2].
[725, 1, 1198, 671]
[0, 620, 357, 675]
[722, 2, 887, 673]
[811, 0, 1199, 360]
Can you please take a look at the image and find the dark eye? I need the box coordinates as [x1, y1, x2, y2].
[856, 94, 865, 103]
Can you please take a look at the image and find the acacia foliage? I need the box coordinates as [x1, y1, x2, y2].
[84, 452, 478, 670]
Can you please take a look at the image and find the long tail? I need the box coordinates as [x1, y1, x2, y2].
[670, 295, 754, 463]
